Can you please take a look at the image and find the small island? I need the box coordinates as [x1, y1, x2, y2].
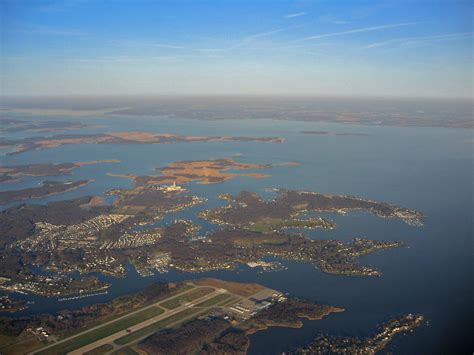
[300, 130, 369, 136]
[109, 158, 280, 186]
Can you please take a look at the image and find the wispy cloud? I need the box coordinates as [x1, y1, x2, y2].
[63, 54, 200, 64]
[198, 26, 299, 52]
[297, 23, 416, 41]
[318, 14, 348, 25]
[112, 39, 185, 49]
[363, 32, 473, 49]
[151, 43, 185, 49]
[285, 12, 306, 18]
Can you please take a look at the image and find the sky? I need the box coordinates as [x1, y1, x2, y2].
[1, 0, 472, 98]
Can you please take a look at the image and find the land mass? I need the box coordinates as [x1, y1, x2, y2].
[0, 185, 422, 287]
[0, 131, 284, 155]
[0, 279, 342, 355]
[200, 189, 424, 227]
[2, 96, 471, 128]
[290, 313, 424, 354]
[300, 130, 369, 136]
[0, 160, 119, 183]
[108, 158, 292, 186]
[0, 117, 106, 133]
[0, 180, 92, 205]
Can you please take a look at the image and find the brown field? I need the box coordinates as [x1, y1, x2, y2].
[112, 158, 274, 186]
[194, 278, 264, 297]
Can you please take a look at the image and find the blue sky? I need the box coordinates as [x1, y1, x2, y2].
[1, 0, 472, 97]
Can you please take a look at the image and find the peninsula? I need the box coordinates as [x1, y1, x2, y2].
[200, 189, 424, 227]
[289, 313, 425, 354]
[1, 279, 342, 355]
[0, 180, 92, 205]
[0, 160, 119, 183]
[0, 131, 284, 155]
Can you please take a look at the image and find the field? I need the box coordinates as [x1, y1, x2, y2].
[114, 307, 210, 345]
[111, 347, 139, 355]
[31, 282, 256, 354]
[84, 344, 114, 355]
[244, 217, 328, 233]
[160, 287, 214, 309]
[36, 307, 164, 355]
[194, 293, 234, 307]
[195, 278, 264, 297]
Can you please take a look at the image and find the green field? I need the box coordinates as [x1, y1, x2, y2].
[194, 293, 233, 307]
[36, 307, 164, 355]
[244, 217, 326, 233]
[61, 283, 195, 338]
[84, 344, 114, 355]
[220, 296, 241, 307]
[111, 347, 139, 355]
[114, 307, 210, 346]
[160, 287, 214, 309]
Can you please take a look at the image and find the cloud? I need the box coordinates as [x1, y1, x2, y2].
[151, 43, 185, 49]
[362, 32, 473, 49]
[318, 15, 348, 25]
[63, 54, 200, 64]
[285, 12, 306, 18]
[298, 23, 416, 41]
[112, 39, 185, 49]
[213, 26, 299, 51]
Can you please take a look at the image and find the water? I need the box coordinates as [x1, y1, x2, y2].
[0, 113, 472, 354]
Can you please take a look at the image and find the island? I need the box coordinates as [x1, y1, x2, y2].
[289, 313, 425, 354]
[108, 158, 281, 186]
[300, 130, 369, 136]
[0, 131, 284, 155]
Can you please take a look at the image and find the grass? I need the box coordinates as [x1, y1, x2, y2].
[244, 218, 325, 234]
[220, 296, 241, 307]
[193, 293, 233, 308]
[60, 283, 195, 338]
[84, 344, 114, 355]
[114, 307, 210, 346]
[36, 307, 164, 355]
[111, 347, 139, 355]
[160, 287, 214, 309]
